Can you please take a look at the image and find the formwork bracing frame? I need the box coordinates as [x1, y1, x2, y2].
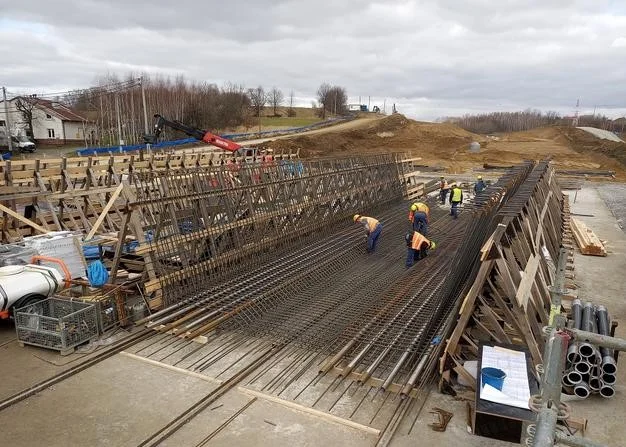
[128, 154, 404, 308]
[0, 149, 297, 241]
[440, 161, 564, 389]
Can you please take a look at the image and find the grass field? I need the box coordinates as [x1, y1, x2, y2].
[259, 116, 322, 127]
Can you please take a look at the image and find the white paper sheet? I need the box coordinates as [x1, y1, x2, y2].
[480, 346, 531, 410]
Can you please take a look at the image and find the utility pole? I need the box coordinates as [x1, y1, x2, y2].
[383, 98, 386, 114]
[140, 76, 150, 153]
[115, 93, 123, 152]
[2, 87, 13, 153]
[573, 99, 580, 127]
[140, 76, 149, 134]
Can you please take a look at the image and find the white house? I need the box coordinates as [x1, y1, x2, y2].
[0, 96, 95, 145]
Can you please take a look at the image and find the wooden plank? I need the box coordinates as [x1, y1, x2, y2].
[85, 183, 125, 240]
[119, 351, 223, 385]
[238, 387, 381, 435]
[571, 218, 607, 256]
[0, 203, 49, 234]
[514, 253, 541, 309]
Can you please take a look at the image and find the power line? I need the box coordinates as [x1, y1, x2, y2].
[4, 78, 141, 101]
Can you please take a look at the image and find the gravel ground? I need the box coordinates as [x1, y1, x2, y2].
[595, 183, 626, 232]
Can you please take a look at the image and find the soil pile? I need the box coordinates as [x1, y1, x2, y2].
[560, 127, 626, 167]
[256, 114, 484, 159]
[255, 117, 626, 179]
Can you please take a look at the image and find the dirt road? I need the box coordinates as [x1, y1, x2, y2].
[241, 115, 381, 146]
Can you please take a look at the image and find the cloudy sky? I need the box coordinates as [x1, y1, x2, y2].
[2, 0, 626, 120]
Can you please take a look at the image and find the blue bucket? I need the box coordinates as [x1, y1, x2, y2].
[481, 367, 506, 391]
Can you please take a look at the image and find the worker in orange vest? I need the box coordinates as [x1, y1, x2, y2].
[405, 231, 436, 267]
[408, 202, 430, 234]
[439, 177, 450, 204]
[353, 214, 382, 253]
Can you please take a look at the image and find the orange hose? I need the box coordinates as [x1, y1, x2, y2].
[30, 255, 72, 288]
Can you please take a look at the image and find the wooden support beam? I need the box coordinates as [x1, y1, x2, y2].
[85, 182, 125, 240]
[0, 203, 49, 234]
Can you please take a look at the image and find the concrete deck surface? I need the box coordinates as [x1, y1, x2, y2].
[561, 185, 626, 446]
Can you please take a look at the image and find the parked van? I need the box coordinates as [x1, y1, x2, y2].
[11, 135, 36, 152]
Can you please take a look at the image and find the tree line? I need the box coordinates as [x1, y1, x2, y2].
[46, 74, 349, 146]
[446, 110, 625, 134]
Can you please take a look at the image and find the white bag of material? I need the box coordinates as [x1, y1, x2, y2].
[22, 231, 87, 279]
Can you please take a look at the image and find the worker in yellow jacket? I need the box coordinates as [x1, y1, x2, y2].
[405, 231, 436, 267]
[408, 202, 430, 234]
[353, 214, 382, 253]
[449, 183, 463, 219]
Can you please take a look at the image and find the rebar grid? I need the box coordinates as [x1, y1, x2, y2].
[140, 159, 547, 395]
[130, 154, 404, 306]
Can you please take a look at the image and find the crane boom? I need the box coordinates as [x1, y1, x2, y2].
[144, 114, 243, 152]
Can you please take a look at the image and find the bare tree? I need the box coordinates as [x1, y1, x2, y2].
[287, 90, 296, 117]
[14, 97, 37, 138]
[316, 83, 348, 118]
[446, 110, 564, 134]
[248, 86, 267, 118]
[268, 87, 284, 117]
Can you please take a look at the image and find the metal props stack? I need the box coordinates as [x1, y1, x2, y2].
[563, 299, 617, 399]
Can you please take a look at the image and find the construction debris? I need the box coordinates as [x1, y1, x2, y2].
[570, 218, 607, 256]
[429, 407, 453, 432]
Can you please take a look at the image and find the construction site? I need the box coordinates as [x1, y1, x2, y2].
[0, 113, 625, 447]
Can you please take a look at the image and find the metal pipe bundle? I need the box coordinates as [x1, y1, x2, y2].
[563, 300, 617, 399]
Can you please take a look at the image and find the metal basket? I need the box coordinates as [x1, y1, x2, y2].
[15, 298, 100, 354]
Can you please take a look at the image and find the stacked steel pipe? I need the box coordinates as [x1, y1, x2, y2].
[563, 299, 617, 398]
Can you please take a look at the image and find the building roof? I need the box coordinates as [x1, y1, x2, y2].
[15, 96, 89, 122]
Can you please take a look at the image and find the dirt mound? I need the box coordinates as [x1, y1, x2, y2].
[256, 117, 626, 178]
[256, 114, 484, 159]
[560, 126, 626, 167]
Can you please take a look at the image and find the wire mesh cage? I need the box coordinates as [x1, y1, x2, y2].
[15, 298, 100, 354]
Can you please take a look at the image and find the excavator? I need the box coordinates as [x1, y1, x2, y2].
[143, 114, 258, 157]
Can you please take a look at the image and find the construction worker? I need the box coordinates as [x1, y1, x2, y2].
[408, 202, 429, 234]
[405, 231, 436, 267]
[474, 175, 486, 194]
[439, 177, 450, 204]
[353, 214, 382, 253]
[449, 183, 463, 219]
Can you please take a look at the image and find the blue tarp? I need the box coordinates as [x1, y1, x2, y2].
[75, 117, 351, 156]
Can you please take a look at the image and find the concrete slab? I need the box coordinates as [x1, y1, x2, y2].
[389, 392, 515, 447]
[162, 387, 377, 447]
[0, 353, 216, 447]
[563, 185, 626, 445]
[0, 320, 84, 400]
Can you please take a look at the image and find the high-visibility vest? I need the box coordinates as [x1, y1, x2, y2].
[416, 202, 429, 218]
[409, 203, 430, 221]
[410, 232, 430, 250]
[451, 187, 462, 202]
[359, 216, 380, 232]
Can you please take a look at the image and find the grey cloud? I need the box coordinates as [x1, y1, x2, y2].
[2, 0, 626, 119]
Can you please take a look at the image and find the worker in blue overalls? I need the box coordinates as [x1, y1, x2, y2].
[353, 214, 382, 253]
[405, 231, 436, 267]
[408, 202, 430, 235]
